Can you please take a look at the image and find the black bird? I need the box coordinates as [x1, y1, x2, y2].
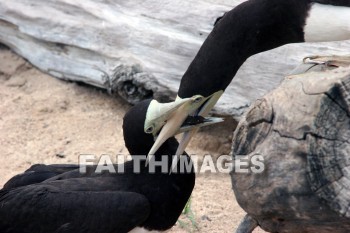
[0, 99, 219, 233]
[145, 0, 350, 156]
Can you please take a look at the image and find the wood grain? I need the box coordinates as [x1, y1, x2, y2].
[232, 59, 350, 232]
[0, 0, 349, 118]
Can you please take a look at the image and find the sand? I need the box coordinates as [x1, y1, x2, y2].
[0, 46, 265, 232]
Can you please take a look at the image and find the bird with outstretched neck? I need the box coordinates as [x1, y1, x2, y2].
[145, 0, 350, 158]
[0, 99, 220, 233]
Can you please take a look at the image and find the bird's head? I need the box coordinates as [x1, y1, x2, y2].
[123, 98, 223, 157]
[142, 91, 223, 158]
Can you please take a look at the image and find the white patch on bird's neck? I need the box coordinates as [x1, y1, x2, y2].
[129, 227, 164, 233]
[304, 3, 350, 42]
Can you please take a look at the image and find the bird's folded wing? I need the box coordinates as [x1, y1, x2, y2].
[2, 164, 80, 189]
[0, 185, 150, 233]
[25, 164, 80, 173]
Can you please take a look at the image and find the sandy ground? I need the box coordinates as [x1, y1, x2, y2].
[0, 47, 265, 232]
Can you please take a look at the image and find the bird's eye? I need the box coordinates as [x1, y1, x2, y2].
[193, 96, 203, 103]
[145, 126, 154, 134]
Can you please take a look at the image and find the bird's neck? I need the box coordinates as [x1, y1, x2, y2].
[138, 138, 194, 174]
[143, 154, 194, 175]
[178, 0, 350, 98]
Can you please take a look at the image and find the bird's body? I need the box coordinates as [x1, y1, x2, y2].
[0, 100, 196, 233]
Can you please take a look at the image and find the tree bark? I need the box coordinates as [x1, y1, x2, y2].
[232, 57, 350, 232]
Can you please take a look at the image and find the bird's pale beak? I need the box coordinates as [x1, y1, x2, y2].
[146, 91, 223, 163]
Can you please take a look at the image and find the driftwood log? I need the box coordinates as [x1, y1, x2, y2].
[232, 56, 350, 233]
[0, 0, 350, 118]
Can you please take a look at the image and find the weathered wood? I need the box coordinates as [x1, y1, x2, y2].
[0, 0, 349, 118]
[232, 58, 350, 232]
